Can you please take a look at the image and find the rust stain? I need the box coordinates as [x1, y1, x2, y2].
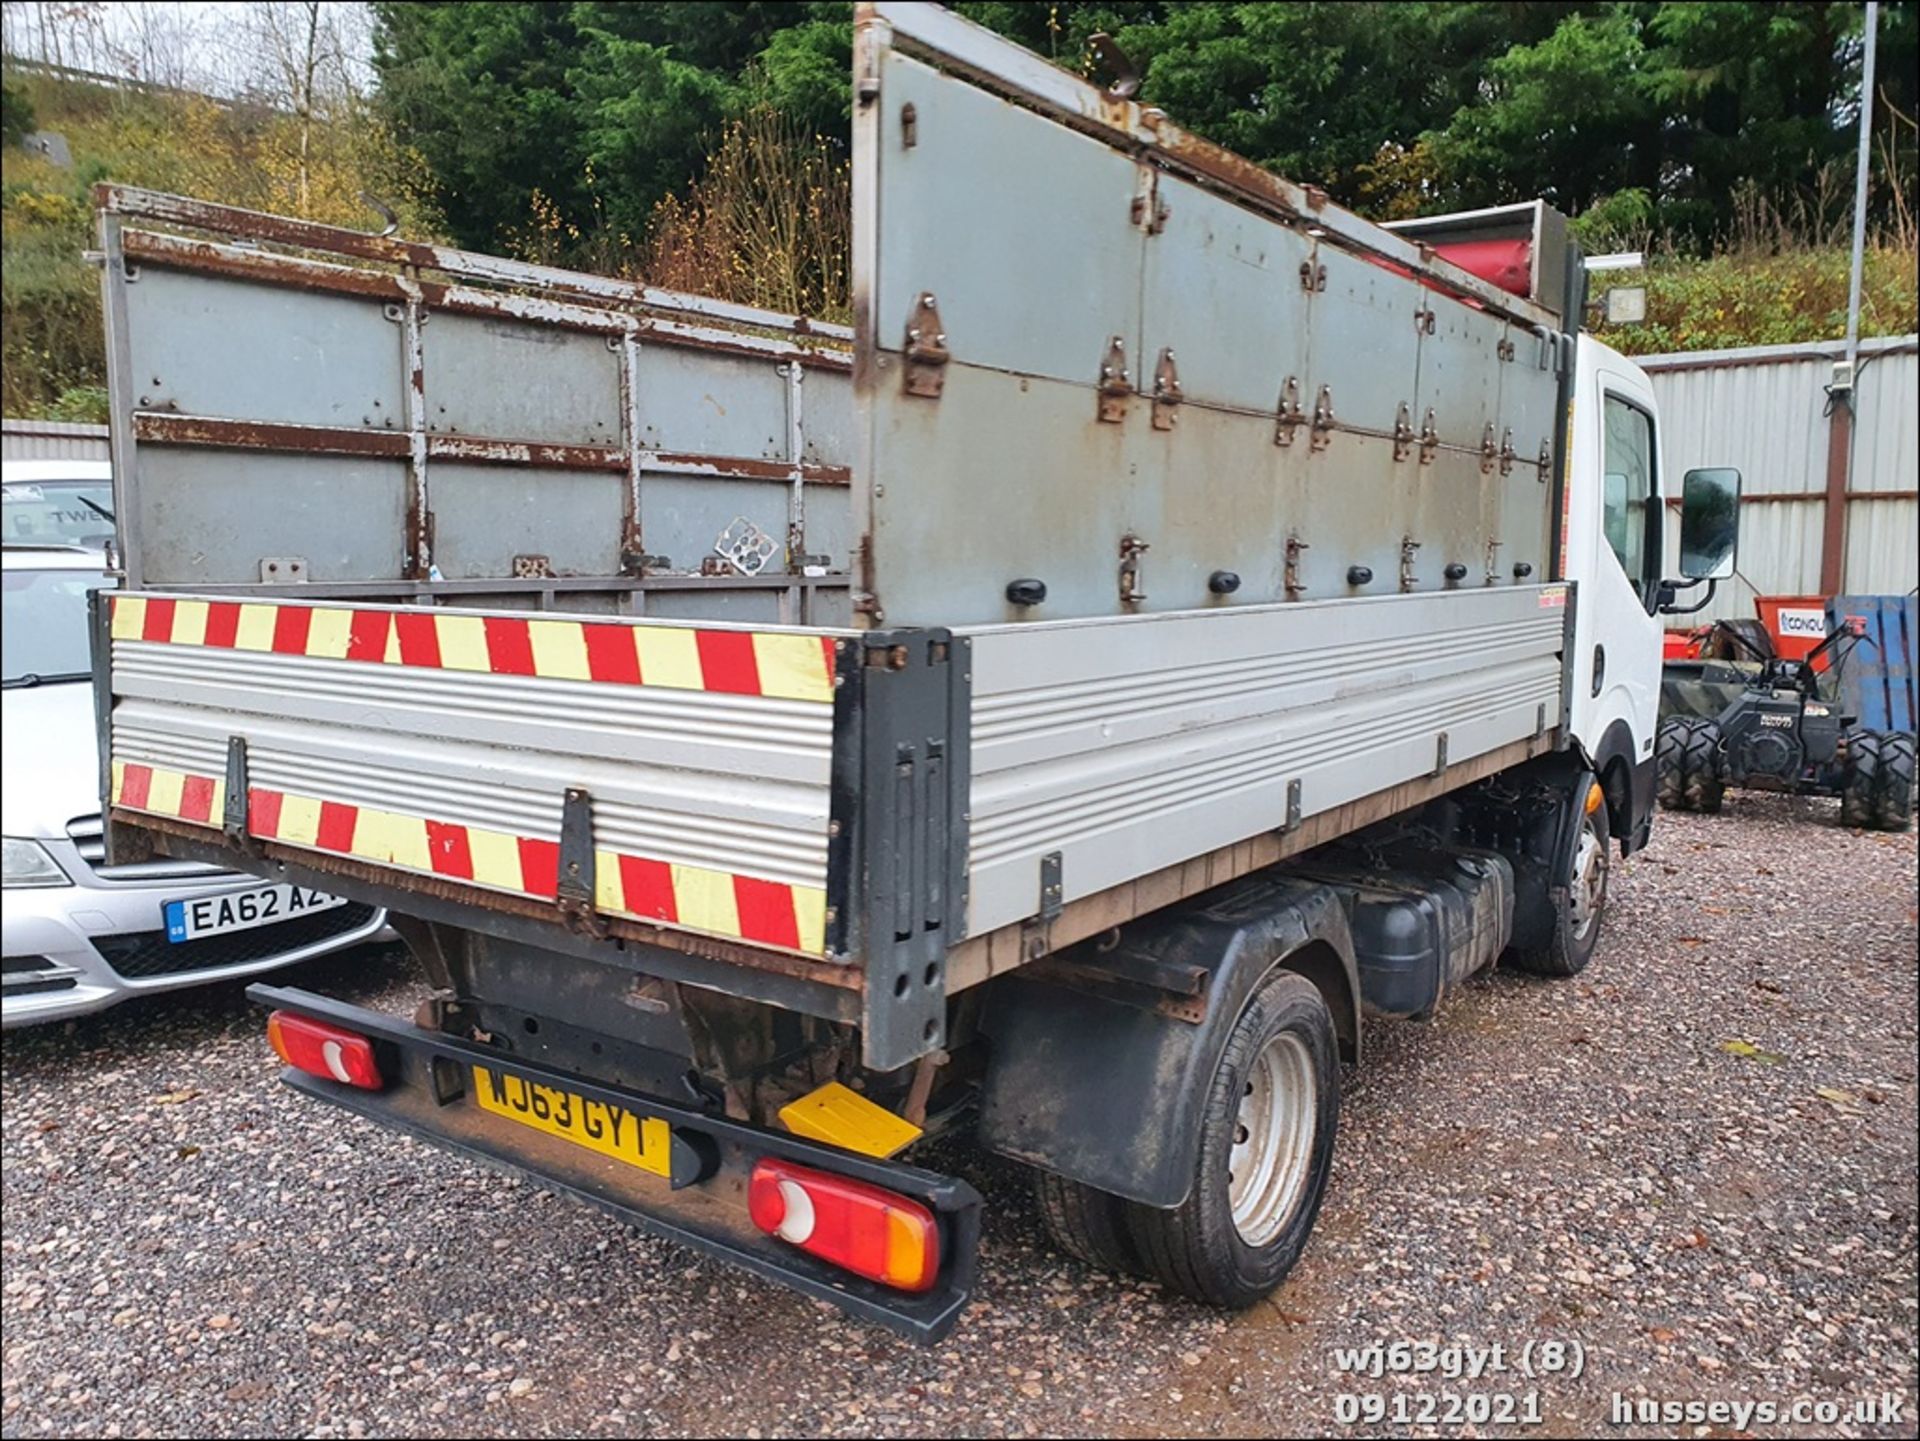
[133, 412, 410, 458]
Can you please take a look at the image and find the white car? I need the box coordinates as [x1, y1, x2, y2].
[2, 459, 117, 550]
[3, 545, 389, 1026]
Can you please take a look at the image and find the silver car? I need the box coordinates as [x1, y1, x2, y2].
[3, 545, 389, 1026]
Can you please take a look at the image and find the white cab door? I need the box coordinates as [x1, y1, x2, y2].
[1564, 337, 1665, 783]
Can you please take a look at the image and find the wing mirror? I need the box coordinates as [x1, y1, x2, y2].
[1660, 468, 1741, 614]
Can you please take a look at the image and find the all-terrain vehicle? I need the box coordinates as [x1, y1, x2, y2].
[1657, 619, 1916, 830]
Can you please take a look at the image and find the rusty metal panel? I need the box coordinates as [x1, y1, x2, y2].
[641, 474, 791, 577]
[132, 448, 407, 583]
[425, 313, 622, 449]
[634, 345, 789, 460]
[124, 267, 402, 429]
[428, 464, 625, 580]
[98, 189, 852, 612]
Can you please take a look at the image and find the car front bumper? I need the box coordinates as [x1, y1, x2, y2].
[3, 840, 391, 1027]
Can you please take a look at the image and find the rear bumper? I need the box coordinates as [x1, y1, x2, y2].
[246, 983, 982, 1344]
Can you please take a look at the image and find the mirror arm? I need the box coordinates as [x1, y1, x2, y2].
[1659, 578, 1718, 616]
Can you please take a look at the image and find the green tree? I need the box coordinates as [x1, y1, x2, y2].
[2, 76, 36, 148]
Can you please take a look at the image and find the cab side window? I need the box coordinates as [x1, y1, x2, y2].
[1601, 395, 1658, 610]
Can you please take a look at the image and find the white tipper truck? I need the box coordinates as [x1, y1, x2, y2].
[89, 2, 1741, 1341]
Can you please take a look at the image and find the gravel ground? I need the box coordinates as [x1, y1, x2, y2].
[3, 790, 1915, 1439]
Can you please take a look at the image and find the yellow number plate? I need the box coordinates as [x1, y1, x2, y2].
[472, 1065, 671, 1178]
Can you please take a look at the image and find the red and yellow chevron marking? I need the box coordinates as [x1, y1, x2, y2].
[110, 760, 828, 956]
[109, 595, 838, 704]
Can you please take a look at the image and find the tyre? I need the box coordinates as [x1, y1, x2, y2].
[1510, 777, 1611, 977]
[1870, 730, 1915, 832]
[1656, 719, 1691, 811]
[1658, 721, 1689, 813]
[1841, 729, 1882, 828]
[1125, 970, 1339, 1308]
[1033, 1170, 1141, 1275]
[1681, 721, 1725, 814]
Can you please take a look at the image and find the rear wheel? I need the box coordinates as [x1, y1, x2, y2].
[1841, 729, 1883, 828]
[1681, 721, 1725, 814]
[1657, 719, 1692, 811]
[1125, 971, 1338, 1307]
[1870, 730, 1914, 832]
[1033, 1170, 1141, 1275]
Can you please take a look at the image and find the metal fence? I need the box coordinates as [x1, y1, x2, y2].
[1642, 334, 1917, 625]
[2, 419, 112, 463]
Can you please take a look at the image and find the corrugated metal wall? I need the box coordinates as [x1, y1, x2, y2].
[1641, 334, 1917, 625]
[1, 419, 112, 463]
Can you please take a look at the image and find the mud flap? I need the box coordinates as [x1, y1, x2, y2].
[974, 875, 1358, 1209]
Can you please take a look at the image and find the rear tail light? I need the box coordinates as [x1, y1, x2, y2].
[266, 1010, 384, 1090]
[748, 1158, 940, 1293]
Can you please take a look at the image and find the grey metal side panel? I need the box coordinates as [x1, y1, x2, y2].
[429, 464, 626, 580]
[854, 15, 1561, 629]
[127, 267, 404, 426]
[101, 192, 852, 618]
[961, 584, 1569, 937]
[133, 449, 408, 584]
[427, 312, 623, 448]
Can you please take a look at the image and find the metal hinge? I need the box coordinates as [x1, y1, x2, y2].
[1130, 166, 1169, 233]
[1097, 335, 1132, 423]
[903, 292, 949, 398]
[1118, 533, 1149, 605]
[1299, 260, 1327, 292]
[1537, 439, 1552, 482]
[1480, 422, 1499, 475]
[1498, 426, 1516, 477]
[1021, 850, 1065, 962]
[1151, 347, 1182, 430]
[1418, 407, 1439, 466]
[1274, 376, 1305, 447]
[223, 737, 250, 846]
[1497, 336, 1516, 362]
[1309, 384, 1335, 452]
[1284, 534, 1309, 599]
[1414, 306, 1436, 335]
[1393, 401, 1415, 462]
[900, 102, 918, 148]
[555, 787, 609, 939]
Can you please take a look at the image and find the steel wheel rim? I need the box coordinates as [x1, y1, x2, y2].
[1569, 815, 1606, 939]
[1227, 1031, 1318, 1247]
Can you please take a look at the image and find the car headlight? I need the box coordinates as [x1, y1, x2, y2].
[2, 837, 71, 888]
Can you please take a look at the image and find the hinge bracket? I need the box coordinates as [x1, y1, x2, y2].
[903, 292, 949, 398]
[1309, 384, 1335, 452]
[223, 736, 250, 846]
[1151, 347, 1182, 430]
[1274, 376, 1304, 447]
[555, 786, 608, 939]
[1097, 335, 1132, 423]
